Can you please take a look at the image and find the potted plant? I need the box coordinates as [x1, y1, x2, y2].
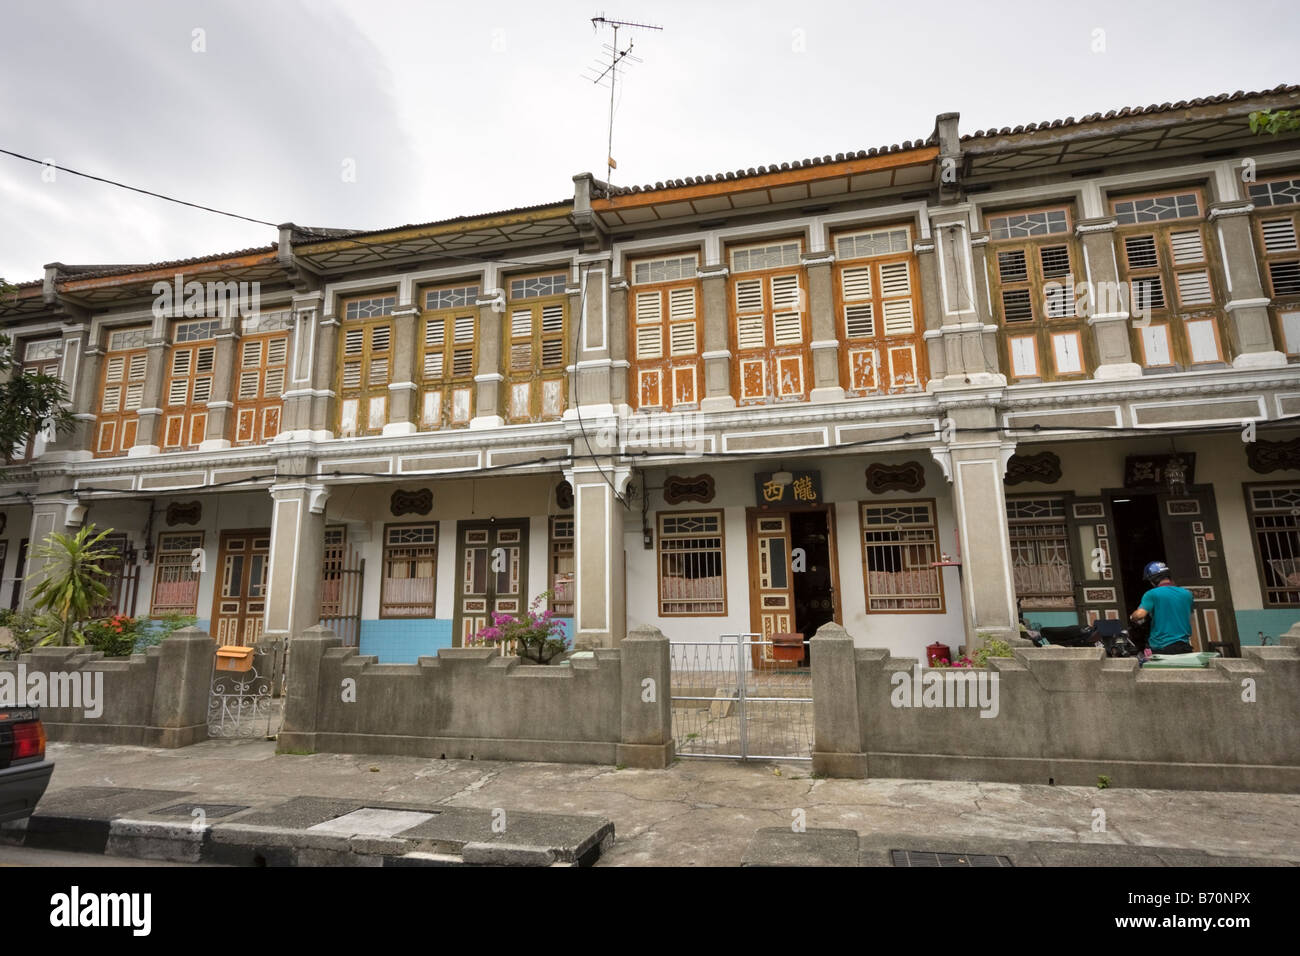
[474, 592, 571, 665]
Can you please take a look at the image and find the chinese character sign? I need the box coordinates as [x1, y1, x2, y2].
[754, 471, 822, 508]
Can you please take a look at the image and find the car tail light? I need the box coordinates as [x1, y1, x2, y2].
[12, 720, 45, 761]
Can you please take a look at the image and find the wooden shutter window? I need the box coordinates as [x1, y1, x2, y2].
[1249, 178, 1300, 352]
[728, 240, 809, 404]
[835, 225, 926, 394]
[94, 328, 151, 457]
[1112, 189, 1226, 369]
[337, 295, 397, 437]
[233, 329, 288, 445]
[416, 284, 479, 430]
[986, 206, 1088, 382]
[504, 274, 569, 422]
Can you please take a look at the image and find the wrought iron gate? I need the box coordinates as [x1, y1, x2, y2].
[670, 633, 814, 761]
[320, 547, 365, 647]
[207, 648, 282, 739]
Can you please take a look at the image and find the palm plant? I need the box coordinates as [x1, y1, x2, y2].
[28, 524, 116, 646]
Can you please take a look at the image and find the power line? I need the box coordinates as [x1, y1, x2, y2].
[0, 148, 279, 228]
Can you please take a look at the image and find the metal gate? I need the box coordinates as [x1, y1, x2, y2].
[670, 633, 814, 761]
[207, 648, 283, 739]
[320, 547, 365, 647]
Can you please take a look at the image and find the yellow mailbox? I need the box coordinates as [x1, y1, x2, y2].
[215, 645, 256, 673]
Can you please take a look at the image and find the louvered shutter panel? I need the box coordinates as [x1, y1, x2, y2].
[735, 278, 763, 312]
[242, 340, 262, 367]
[770, 274, 800, 310]
[636, 291, 662, 323]
[841, 266, 872, 300]
[239, 370, 260, 398]
[1125, 236, 1159, 269]
[845, 304, 875, 338]
[637, 326, 663, 359]
[1263, 219, 1299, 253]
[1169, 230, 1206, 264]
[168, 379, 188, 406]
[668, 287, 695, 319]
[1176, 271, 1214, 305]
[171, 350, 192, 376]
[541, 305, 563, 332]
[737, 315, 765, 349]
[669, 323, 697, 355]
[772, 312, 802, 345]
[192, 378, 212, 403]
[879, 262, 911, 297]
[266, 337, 287, 365]
[882, 299, 915, 335]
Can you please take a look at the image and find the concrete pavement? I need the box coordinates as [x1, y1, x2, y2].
[7, 740, 1299, 866]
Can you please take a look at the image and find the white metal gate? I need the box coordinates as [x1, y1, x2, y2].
[670, 633, 813, 761]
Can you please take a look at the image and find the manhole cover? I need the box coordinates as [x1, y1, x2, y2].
[154, 803, 250, 819]
[307, 808, 437, 837]
[890, 849, 1013, 867]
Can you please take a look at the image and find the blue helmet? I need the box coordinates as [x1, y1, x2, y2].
[1143, 560, 1171, 585]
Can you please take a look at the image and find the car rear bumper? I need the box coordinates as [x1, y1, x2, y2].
[0, 759, 55, 825]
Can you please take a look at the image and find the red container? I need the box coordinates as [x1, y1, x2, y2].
[926, 642, 952, 666]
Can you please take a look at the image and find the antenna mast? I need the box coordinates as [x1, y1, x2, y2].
[589, 14, 662, 185]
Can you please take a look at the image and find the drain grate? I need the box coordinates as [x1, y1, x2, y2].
[154, 803, 250, 819]
[890, 849, 1013, 867]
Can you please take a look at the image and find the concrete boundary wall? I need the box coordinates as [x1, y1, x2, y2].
[280, 625, 673, 768]
[0, 628, 214, 748]
[811, 623, 1300, 792]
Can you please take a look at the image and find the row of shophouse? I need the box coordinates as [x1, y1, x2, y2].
[3, 83, 1300, 662]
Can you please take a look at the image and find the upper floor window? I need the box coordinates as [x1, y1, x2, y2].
[631, 252, 701, 410]
[986, 204, 1088, 382]
[95, 326, 150, 457]
[1111, 189, 1225, 370]
[162, 319, 216, 450]
[337, 292, 396, 437]
[13, 339, 61, 461]
[1247, 175, 1300, 357]
[505, 271, 569, 423]
[235, 310, 292, 445]
[418, 283, 480, 429]
[728, 238, 808, 404]
[833, 225, 925, 394]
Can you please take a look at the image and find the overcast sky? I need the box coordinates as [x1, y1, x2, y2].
[0, 0, 1296, 283]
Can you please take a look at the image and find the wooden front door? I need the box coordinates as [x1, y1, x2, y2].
[453, 520, 529, 646]
[1066, 495, 1125, 624]
[748, 512, 795, 642]
[211, 529, 270, 646]
[1158, 486, 1239, 652]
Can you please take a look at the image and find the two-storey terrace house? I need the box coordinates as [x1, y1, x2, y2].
[3, 84, 1299, 662]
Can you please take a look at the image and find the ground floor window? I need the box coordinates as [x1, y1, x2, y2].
[1246, 483, 1300, 607]
[380, 524, 437, 617]
[1006, 496, 1075, 609]
[657, 511, 726, 615]
[860, 500, 943, 611]
[548, 516, 574, 616]
[151, 532, 202, 616]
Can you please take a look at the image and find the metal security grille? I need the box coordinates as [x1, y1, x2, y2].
[1248, 485, 1300, 606]
[320, 528, 365, 646]
[1006, 497, 1074, 609]
[861, 501, 943, 611]
[380, 524, 437, 617]
[670, 634, 813, 761]
[658, 511, 726, 615]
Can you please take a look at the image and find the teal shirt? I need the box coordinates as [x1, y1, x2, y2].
[1139, 583, 1194, 649]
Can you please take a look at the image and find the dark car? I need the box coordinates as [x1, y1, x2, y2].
[0, 707, 54, 824]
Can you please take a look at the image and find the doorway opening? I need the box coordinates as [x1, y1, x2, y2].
[1110, 493, 1164, 644]
[790, 510, 834, 665]
[747, 505, 840, 668]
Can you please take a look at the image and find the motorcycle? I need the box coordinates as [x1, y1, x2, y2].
[1023, 619, 1140, 659]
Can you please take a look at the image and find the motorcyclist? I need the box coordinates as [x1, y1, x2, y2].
[1128, 560, 1195, 656]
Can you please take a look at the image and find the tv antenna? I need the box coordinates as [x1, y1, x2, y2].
[588, 14, 662, 185]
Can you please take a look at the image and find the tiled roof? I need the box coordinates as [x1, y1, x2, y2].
[595, 138, 936, 198]
[41, 246, 278, 283]
[290, 200, 574, 246]
[961, 83, 1300, 142]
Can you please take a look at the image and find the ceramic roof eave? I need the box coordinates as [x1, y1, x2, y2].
[590, 146, 941, 212]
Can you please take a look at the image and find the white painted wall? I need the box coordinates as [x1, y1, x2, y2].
[624, 455, 967, 662]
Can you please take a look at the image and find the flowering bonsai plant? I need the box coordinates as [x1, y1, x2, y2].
[474, 591, 571, 664]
